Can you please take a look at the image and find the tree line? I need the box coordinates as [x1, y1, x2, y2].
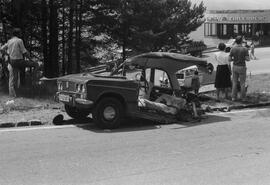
[0, 0, 206, 78]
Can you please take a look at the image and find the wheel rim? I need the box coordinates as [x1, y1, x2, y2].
[103, 106, 117, 120]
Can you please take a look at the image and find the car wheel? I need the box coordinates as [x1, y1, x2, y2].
[93, 97, 124, 129]
[64, 104, 90, 119]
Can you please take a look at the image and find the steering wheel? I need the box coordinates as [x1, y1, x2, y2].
[135, 72, 149, 93]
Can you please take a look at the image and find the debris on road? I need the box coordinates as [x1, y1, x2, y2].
[53, 114, 64, 125]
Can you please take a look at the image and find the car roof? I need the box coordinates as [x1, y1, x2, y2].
[176, 65, 198, 73]
[126, 52, 208, 73]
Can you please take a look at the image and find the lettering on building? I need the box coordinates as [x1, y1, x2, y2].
[206, 16, 267, 22]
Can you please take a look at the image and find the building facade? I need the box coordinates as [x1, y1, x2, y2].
[204, 10, 270, 46]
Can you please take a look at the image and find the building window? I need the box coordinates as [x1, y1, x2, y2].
[204, 23, 255, 38]
[234, 25, 239, 34]
[241, 24, 252, 37]
[204, 23, 217, 36]
[223, 24, 227, 35]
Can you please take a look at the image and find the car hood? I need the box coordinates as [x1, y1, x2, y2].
[58, 72, 128, 83]
[58, 73, 96, 83]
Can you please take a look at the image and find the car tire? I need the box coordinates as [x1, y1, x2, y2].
[93, 97, 124, 129]
[64, 104, 90, 119]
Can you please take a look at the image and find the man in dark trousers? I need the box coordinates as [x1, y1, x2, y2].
[0, 28, 36, 97]
[229, 36, 250, 101]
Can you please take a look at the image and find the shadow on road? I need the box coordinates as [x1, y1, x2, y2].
[76, 118, 162, 133]
[56, 113, 231, 133]
[172, 114, 231, 130]
[54, 116, 161, 133]
[54, 117, 93, 125]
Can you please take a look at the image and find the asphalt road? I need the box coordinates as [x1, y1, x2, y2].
[1, 107, 270, 185]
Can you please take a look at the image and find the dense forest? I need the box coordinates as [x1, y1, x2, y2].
[0, 0, 206, 78]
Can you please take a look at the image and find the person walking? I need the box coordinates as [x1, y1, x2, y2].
[0, 28, 30, 97]
[214, 42, 232, 100]
[249, 40, 256, 60]
[229, 36, 250, 101]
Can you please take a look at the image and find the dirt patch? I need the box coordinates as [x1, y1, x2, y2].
[247, 73, 270, 95]
[200, 73, 270, 110]
[0, 92, 61, 114]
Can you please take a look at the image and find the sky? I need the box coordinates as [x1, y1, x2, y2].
[191, 0, 270, 10]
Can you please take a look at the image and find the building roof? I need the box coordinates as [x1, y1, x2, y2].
[207, 10, 270, 14]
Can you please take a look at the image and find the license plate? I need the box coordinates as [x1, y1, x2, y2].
[59, 94, 70, 102]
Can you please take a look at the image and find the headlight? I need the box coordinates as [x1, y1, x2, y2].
[81, 84, 86, 93]
[76, 83, 86, 93]
[76, 84, 80, 92]
[57, 82, 63, 91]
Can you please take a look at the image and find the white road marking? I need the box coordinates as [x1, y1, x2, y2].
[0, 124, 88, 133]
[209, 108, 269, 115]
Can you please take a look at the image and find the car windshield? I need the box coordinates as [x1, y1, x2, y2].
[91, 61, 142, 80]
[226, 39, 235, 46]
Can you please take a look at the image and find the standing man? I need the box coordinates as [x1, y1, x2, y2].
[0, 28, 30, 97]
[229, 36, 250, 101]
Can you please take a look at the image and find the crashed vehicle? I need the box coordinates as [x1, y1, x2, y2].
[56, 52, 213, 129]
[165, 65, 204, 88]
[224, 38, 251, 51]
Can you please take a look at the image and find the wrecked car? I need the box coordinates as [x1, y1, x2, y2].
[56, 52, 213, 129]
[176, 65, 203, 88]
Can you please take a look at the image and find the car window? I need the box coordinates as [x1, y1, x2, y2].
[154, 69, 171, 88]
[176, 73, 184, 79]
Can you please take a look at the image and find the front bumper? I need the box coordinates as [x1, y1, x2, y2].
[55, 92, 94, 109]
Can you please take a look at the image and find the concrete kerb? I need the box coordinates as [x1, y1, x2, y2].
[229, 101, 270, 110]
[0, 122, 16, 128]
[206, 101, 270, 113]
[0, 120, 43, 128]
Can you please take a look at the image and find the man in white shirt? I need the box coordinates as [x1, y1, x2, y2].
[0, 28, 31, 97]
